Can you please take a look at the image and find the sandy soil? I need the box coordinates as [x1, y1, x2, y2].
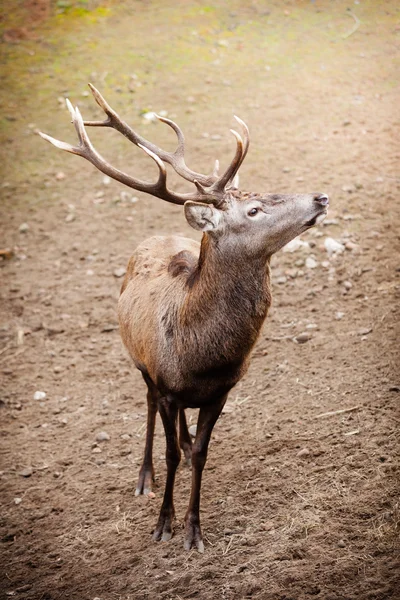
[1, 1, 399, 599]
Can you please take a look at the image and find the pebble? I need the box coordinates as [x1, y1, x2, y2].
[14, 497, 22, 505]
[120, 433, 131, 440]
[305, 257, 318, 269]
[19, 466, 33, 477]
[188, 424, 197, 437]
[96, 431, 110, 442]
[283, 239, 309, 253]
[33, 391, 46, 401]
[343, 280, 352, 290]
[294, 332, 312, 344]
[345, 241, 358, 251]
[296, 448, 310, 458]
[55, 172, 66, 181]
[324, 237, 345, 255]
[65, 213, 75, 223]
[19, 223, 29, 233]
[113, 267, 126, 278]
[358, 327, 372, 336]
[342, 184, 355, 193]
[276, 276, 287, 284]
[103, 175, 111, 185]
[338, 539, 346, 548]
[92, 447, 102, 454]
[335, 312, 345, 320]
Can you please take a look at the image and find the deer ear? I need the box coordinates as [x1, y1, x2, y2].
[184, 201, 221, 232]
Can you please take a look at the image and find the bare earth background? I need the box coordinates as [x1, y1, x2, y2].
[1, 1, 399, 599]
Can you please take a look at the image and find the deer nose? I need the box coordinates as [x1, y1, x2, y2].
[314, 193, 329, 206]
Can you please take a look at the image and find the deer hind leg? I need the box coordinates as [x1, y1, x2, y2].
[179, 408, 192, 466]
[153, 396, 181, 542]
[184, 394, 227, 552]
[135, 374, 159, 496]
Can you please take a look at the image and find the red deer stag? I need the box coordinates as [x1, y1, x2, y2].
[39, 84, 329, 552]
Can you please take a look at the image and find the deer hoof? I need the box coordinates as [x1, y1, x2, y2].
[135, 467, 154, 496]
[152, 510, 174, 542]
[184, 523, 204, 552]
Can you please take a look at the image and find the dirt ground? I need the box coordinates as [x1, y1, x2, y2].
[1, 1, 399, 599]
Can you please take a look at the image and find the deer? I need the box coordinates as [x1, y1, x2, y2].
[39, 84, 329, 552]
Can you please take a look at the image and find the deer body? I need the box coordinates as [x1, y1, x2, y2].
[118, 227, 271, 406]
[40, 85, 329, 552]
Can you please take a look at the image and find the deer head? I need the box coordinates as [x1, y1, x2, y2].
[39, 84, 328, 257]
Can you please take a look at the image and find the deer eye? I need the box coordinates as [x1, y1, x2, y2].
[248, 207, 259, 216]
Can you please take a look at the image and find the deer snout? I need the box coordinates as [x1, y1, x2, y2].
[314, 193, 329, 207]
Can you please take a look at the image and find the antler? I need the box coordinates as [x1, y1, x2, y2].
[39, 84, 250, 206]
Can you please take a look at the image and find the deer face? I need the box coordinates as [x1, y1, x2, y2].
[184, 191, 329, 257]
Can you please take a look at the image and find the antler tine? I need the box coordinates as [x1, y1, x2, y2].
[155, 114, 185, 158]
[233, 116, 250, 171]
[82, 83, 216, 187]
[211, 129, 244, 193]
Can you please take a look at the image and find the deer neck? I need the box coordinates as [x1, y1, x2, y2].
[184, 233, 272, 351]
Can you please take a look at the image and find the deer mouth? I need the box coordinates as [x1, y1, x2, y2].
[305, 209, 327, 228]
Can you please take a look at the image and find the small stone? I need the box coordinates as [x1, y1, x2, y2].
[296, 448, 310, 458]
[276, 276, 287, 284]
[358, 327, 372, 336]
[92, 447, 102, 454]
[188, 424, 197, 437]
[282, 167, 291, 173]
[55, 172, 66, 181]
[14, 497, 22, 505]
[305, 257, 318, 269]
[343, 280, 352, 290]
[337, 539, 346, 548]
[283, 239, 309, 253]
[342, 184, 355, 193]
[345, 241, 359, 251]
[65, 213, 75, 223]
[101, 323, 118, 332]
[120, 433, 131, 440]
[294, 332, 312, 344]
[19, 222, 29, 233]
[335, 312, 345, 320]
[102, 176, 111, 185]
[324, 237, 345, 255]
[53, 366, 62, 373]
[148, 491, 156, 499]
[19, 466, 33, 477]
[113, 267, 126, 278]
[33, 391, 46, 401]
[96, 431, 110, 442]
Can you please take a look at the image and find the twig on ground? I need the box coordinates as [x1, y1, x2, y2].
[343, 10, 360, 39]
[315, 406, 360, 419]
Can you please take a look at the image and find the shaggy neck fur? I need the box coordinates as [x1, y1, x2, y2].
[181, 233, 272, 366]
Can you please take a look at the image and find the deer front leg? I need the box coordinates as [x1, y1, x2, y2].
[153, 397, 180, 542]
[184, 395, 227, 552]
[179, 408, 192, 466]
[135, 375, 158, 496]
